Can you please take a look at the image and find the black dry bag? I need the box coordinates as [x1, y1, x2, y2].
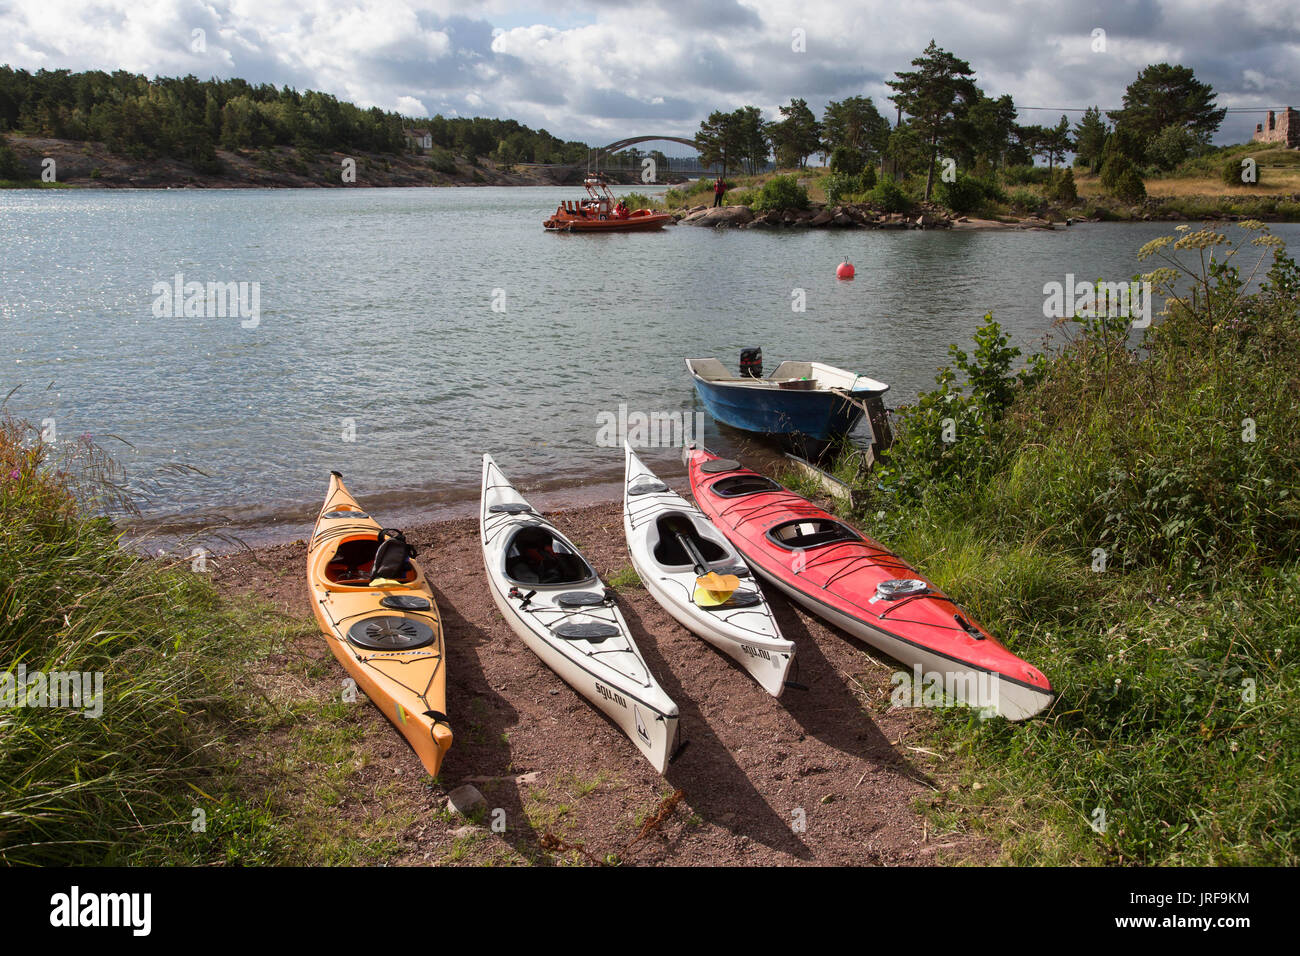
[371, 528, 417, 582]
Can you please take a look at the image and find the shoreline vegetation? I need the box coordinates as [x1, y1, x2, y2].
[4, 223, 1296, 865]
[779, 222, 1300, 864]
[4, 56, 1300, 224]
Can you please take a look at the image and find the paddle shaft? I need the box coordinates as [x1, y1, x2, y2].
[673, 529, 710, 576]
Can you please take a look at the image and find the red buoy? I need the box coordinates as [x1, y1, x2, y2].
[836, 259, 855, 280]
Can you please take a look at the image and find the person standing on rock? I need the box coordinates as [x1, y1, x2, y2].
[712, 177, 728, 207]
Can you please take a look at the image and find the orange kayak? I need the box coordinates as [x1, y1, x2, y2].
[307, 471, 452, 777]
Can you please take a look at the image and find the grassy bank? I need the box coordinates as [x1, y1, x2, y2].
[0, 416, 304, 863]
[788, 222, 1300, 864]
[668, 145, 1300, 224]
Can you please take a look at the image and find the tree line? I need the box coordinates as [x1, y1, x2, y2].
[0, 66, 594, 171]
[0, 55, 1229, 195]
[695, 44, 1227, 202]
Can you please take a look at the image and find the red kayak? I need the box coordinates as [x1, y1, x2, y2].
[685, 446, 1053, 720]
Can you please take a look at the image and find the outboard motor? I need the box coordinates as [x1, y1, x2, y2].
[740, 348, 763, 379]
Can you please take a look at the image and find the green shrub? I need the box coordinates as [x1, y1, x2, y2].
[1100, 149, 1147, 202]
[1007, 188, 1041, 212]
[866, 312, 1041, 509]
[867, 177, 910, 213]
[828, 146, 865, 176]
[1045, 168, 1078, 204]
[825, 167, 879, 205]
[1222, 157, 1263, 188]
[428, 148, 458, 176]
[0, 137, 22, 179]
[1111, 164, 1147, 202]
[936, 173, 1003, 214]
[750, 174, 809, 212]
[823, 172, 858, 205]
[1147, 124, 1200, 171]
[1002, 164, 1050, 186]
[619, 191, 662, 211]
[192, 150, 223, 176]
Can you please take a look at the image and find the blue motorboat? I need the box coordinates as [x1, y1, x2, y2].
[685, 353, 890, 449]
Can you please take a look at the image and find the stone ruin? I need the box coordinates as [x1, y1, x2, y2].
[1253, 108, 1299, 147]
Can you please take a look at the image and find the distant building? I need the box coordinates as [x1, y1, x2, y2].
[404, 129, 433, 150]
[1252, 109, 1299, 147]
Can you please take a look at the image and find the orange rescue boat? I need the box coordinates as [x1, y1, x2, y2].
[544, 174, 672, 232]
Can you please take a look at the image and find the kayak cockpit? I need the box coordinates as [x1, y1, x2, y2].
[650, 513, 728, 569]
[766, 519, 862, 550]
[319, 532, 420, 589]
[504, 525, 596, 586]
[708, 474, 783, 498]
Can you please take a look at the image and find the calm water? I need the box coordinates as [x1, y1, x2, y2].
[3, 187, 1292, 543]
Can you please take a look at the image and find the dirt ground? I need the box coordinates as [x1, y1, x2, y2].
[211, 494, 999, 866]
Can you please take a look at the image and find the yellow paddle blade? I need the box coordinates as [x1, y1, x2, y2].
[694, 572, 740, 606]
[693, 586, 733, 607]
[697, 572, 739, 592]
[369, 577, 404, 588]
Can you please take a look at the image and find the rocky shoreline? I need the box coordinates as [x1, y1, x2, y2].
[674, 201, 1072, 231]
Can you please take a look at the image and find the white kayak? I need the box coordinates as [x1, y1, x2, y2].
[480, 454, 681, 774]
[622, 442, 795, 697]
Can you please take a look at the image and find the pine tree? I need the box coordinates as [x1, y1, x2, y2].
[886, 41, 979, 200]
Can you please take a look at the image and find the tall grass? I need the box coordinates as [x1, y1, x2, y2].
[836, 223, 1300, 864]
[0, 415, 271, 864]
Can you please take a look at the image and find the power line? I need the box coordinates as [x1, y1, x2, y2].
[1017, 106, 1287, 113]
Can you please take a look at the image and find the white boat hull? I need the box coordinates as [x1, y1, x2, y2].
[746, 556, 1052, 720]
[622, 443, 794, 697]
[481, 454, 680, 773]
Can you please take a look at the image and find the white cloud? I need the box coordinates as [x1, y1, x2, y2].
[0, 0, 1296, 143]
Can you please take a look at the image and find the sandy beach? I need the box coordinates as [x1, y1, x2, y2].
[209, 491, 994, 865]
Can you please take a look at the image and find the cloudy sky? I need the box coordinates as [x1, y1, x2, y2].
[2, 0, 1297, 147]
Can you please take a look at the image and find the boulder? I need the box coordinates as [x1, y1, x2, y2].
[832, 212, 854, 227]
[809, 209, 834, 227]
[693, 205, 754, 227]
